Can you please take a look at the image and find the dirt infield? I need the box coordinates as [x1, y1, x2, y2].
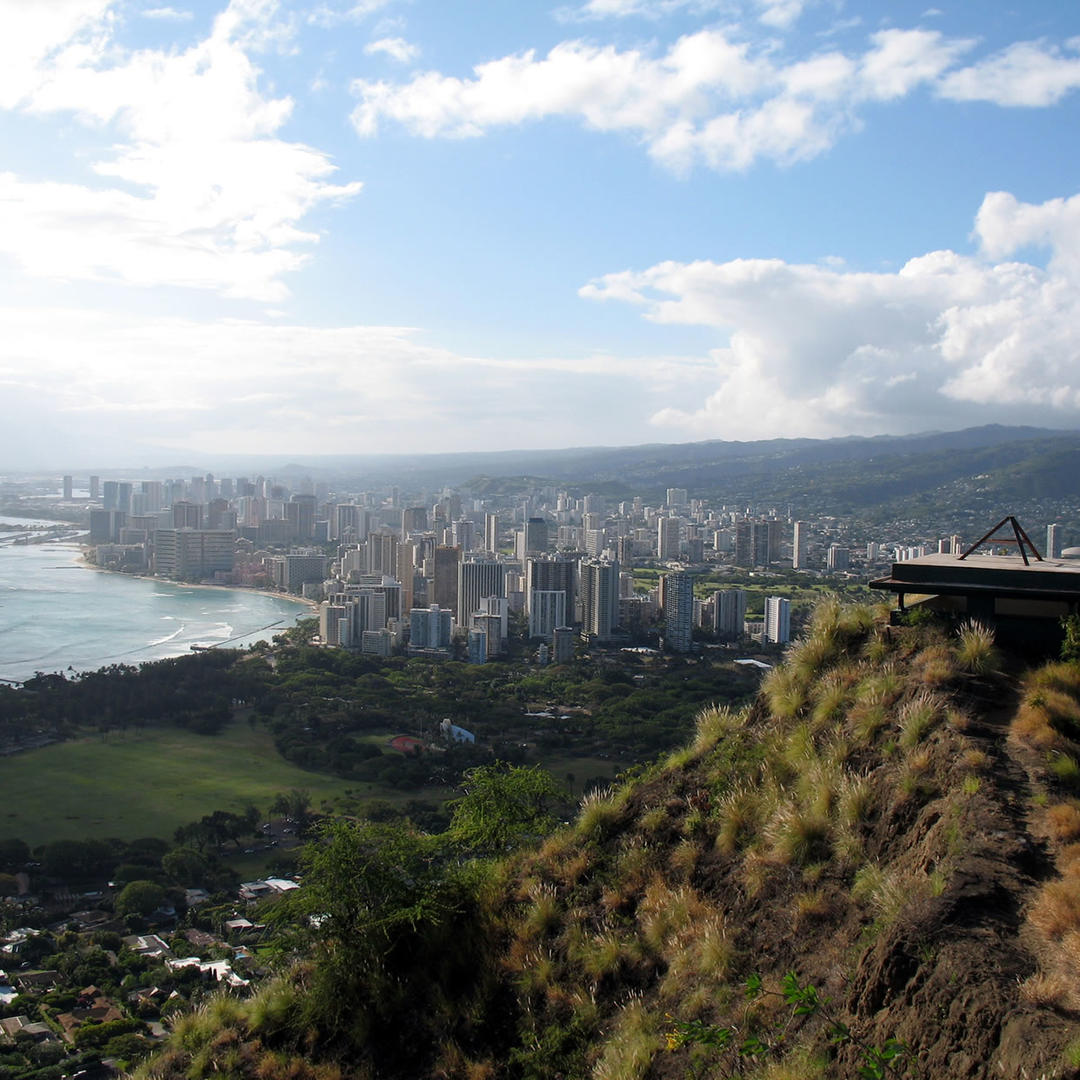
[390, 735, 424, 755]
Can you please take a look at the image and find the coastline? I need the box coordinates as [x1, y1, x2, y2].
[77, 549, 319, 610]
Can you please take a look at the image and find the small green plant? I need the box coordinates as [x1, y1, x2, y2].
[961, 774, 982, 796]
[666, 973, 915, 1078]
[1061, 614, 1080, 664]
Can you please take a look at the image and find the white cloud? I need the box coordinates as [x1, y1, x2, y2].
[0, 0, 112, 109]
[0, 0, 361, 299]
[141, 6, 194, 20]
[364, 36, 419, 63]
[0, 307, 714, 461]
[580, 189, 1080, 439]
[939, 39, 1080, 106]
[350, 26, 976, 171]
[560, 0, 805, 28]
[307, 0, 395, 29]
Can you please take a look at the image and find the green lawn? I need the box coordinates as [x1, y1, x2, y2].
[0, 718, 355, 847]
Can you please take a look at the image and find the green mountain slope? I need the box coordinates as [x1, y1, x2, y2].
[135, 606, 1080, 1080]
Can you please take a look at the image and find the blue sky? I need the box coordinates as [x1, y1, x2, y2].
[2, 0, 1080, 467]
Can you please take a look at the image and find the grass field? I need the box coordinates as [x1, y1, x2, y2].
[0, 717, 356, 847]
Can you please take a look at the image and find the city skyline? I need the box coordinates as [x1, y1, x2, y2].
[3, 0, 1080, 467]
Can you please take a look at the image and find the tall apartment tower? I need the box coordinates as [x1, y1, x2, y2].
[713, 589, 747, 641]
[580, 558, 620, 641]
[432, 545, 461, 614]
[657, 516, 681, 561]
[765, 596, 791, 644]
[484, 512, 499, 554]
[526, 555, 577, 626]
[660, 571, 694, 653]
[89, 475, 100, 500]
[452, 518, 476, 552]
[793, 521, 809, 569]
[1048, 524, 1062, 559]
[457, 558, 506, 627]
[62, 475, 73, 501]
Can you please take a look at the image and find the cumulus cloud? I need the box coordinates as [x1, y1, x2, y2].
[939, 39, 1080, 106]
[0, 0, 361, 300]
[364, 36, 419, 63]
[580, 189, 1080, 439]
[350, 26, 983, 171]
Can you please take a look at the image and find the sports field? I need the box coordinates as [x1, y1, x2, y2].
[0, 717, 355, 847]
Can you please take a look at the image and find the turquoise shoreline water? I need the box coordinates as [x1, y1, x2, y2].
[0, 541, 307, 683]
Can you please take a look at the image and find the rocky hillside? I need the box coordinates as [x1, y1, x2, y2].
[134, 603, 1080, 1080]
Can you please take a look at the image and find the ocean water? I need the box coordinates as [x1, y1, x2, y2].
[0, 539, 308, 683]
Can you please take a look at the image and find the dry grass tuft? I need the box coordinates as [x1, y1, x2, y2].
[908, 643, 957, 687]
[693, 705, 742, 752]
[716, 782, 759, 856]
[1045, 802, 1080, 843]
[1029, 879, 1080, 939]
[899, 690, 945, 749]
[765, 801, 831, 866]
[1019, 971, 1078, 1010]
[955, 620, 999, 674]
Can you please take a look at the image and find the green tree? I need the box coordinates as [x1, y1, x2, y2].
[447, 762, 563, 855]
[114, 880, 165, 917]
[161, 846, 210, 885]
[270, 819, 485, 1060]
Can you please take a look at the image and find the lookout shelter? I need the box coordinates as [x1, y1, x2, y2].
[870, 516, 1080, 653]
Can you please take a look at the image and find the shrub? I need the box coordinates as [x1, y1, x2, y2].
[1049, 752, 1080, 791]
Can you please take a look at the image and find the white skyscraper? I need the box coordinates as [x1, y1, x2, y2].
[765, 596, 791, 644]
[1048, 524, 1062, 559]
[793, 521, 808, 569]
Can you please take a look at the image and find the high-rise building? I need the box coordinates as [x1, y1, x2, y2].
[552, 626, 576, 665]
[827, 544, 850, 571]
[457, 558, 506, 627]
[288, 495, 317, 541]
[62, 475, 73, 501]
[580, 558, 620, 641]
[660, 571, 694, 653]
[452, 518, 476, 552]
[526, 555, 577, 625]
[657, 516, 681, 561]
[735, 519, 782, 568]
[529, 590, 566, 639]
[467, 628, 488, 664]
[401, 506, 428, 537]
[432, 545, 461, 614]
[714, 589, 747, 641]
[1048, 524, 1062, 559]
[171, 500, 203, 529]
[366, 532, 400, 577]
[154, 529, 235, 580]
[89, 475, 100, 500]
[410, 605, 453, 650]
[793, 521, 809, 569]
[484, 512, 499, 554]
[765, 596, 791, 644]
[666, 488, 688, 510]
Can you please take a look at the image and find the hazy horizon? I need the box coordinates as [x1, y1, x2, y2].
[3, 0, 1080, 468]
